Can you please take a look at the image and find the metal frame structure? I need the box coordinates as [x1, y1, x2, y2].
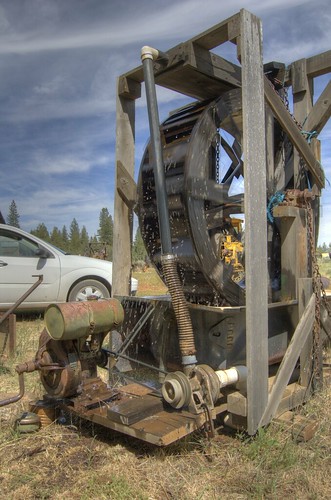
[113, 9, 331, 434]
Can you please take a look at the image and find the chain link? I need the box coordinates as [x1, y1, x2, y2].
[215, 129, 220, 185]
[306, 199, 331, 387]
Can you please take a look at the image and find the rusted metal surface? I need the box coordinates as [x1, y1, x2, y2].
[0, 313, 16, 356]
[0, 372, 25, 408]
[45, 298, 124, 340]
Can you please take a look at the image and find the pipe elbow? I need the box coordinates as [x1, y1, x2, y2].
[141, 45, 159, 62]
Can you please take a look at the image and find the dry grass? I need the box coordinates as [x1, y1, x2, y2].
[133, 267, 168, 297]
[0, 271, 331, 499]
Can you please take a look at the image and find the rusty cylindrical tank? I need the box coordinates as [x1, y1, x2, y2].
[45, 299, 124, 341]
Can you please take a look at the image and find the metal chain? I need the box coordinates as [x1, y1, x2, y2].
[216, 129, 220, 184]
[306, 200, 330, 387]
[306, 199, 331, 330]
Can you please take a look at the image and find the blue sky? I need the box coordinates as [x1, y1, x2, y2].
[0, 0, 330, 244]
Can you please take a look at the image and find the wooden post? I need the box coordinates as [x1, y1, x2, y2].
[291, 58, 314, 188]
[112, 80, 136, 297]
[240, 9, 269, 435]
[273, 206, 308, 300]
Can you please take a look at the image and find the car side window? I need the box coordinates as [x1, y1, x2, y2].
[0, 230, 40, 257]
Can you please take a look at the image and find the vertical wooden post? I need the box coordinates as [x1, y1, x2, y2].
[292, 58, 314, 187]
[240, 9, 269, 435]
[112, 80, 136, 297]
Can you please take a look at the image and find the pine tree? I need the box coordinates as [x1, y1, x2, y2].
[61, 226, 69, 252]
[50, 226, 64, 249]
[69, 218, 81, 254]
[80, 225, 89, 255]
[98, 208, 113, 259]
[31, 223, 50, 242]
[7, 200, 20, 227]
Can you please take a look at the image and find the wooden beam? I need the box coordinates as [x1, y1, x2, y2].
[116, 160, 138, 211]
[291, 59, 314, 187]
[113, 81, 135, 297]
[273, 206, 308, 300]
[264, 76, 325, 189]
[187, 42, 241, 88]
[118, 76, 141, 100]
[240, 9, 269, 436]
[306, 50, 331, 78]
[286, 50, 331, 85]
[189, 12, 240, 49]
[259, 293, 315, 427]
[304, 80, 331, 134]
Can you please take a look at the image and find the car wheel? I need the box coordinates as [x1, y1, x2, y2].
[68, 279, 111, 302]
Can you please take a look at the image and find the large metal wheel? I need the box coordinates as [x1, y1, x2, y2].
[137, 88, 312, 306]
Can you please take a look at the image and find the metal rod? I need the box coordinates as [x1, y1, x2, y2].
[115, 303, 155, 356]
[0, 275, 43, 326]
[106, 349, 168, 375]
[0, 372, 25, 408]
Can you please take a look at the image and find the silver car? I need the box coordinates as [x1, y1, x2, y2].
[0, 224, 137, 311]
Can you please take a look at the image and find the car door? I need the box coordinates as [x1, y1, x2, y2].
[0, 227, 61, 308]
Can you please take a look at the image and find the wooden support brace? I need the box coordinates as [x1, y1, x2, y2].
[264, 76, 325, 189]
[189, 12, 240, 49]
[305, 50, 331, 79]
[303, 80, 331, 135]
[259, 293, 315, 427]
[118, 76, 141, 100]
[116, 160, 138, 212]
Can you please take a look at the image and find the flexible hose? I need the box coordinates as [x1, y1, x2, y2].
[162, 255, 196, 363]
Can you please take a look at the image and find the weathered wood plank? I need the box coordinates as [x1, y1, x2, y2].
[304, 80, 331, 134]
[306, 50, 331, 78]
[291, 58, 314, 187]
[187, 42, 241, 88]
[274, 411, 318, 442]
[240, 9, 269, 436]
[116, 160, 138, 211]
[264, 76, 325, 189]
[118, 76, 141, 100]
[259, 293, 315, 427]
[273, 206, 308, 300]
[113, 83, 135, 298]
[189, 12, 240, 49]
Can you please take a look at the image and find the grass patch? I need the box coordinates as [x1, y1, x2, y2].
[0, 272, 330, 499]
[133, 267, 168, 296]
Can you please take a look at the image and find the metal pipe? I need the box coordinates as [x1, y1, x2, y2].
[0, 275, 43, 326]
[141, 47, 172, 255]
[0, 372, 25, 408]
[141, 46, 197, 371]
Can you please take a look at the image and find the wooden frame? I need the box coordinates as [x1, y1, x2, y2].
[113, 9, 330, 434]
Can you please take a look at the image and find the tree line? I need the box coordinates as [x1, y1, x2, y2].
[5, 200, 147, 262]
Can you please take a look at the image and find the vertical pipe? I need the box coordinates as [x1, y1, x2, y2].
[141, 47, 197, 371]
[141, 53, 172, 255]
